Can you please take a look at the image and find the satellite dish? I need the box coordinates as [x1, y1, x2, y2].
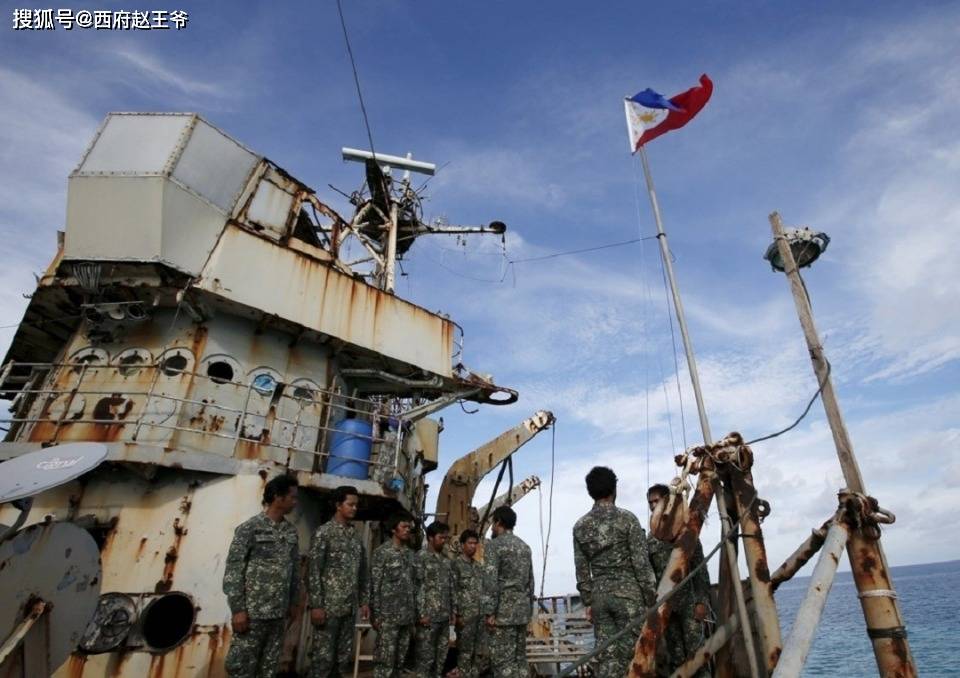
[0, 522, 101, 672]
[0, 443, 107, 504]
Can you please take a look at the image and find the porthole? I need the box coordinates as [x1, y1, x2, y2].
[207, 361, 234, 384]
[158, 348, 194, 377]
[290, 379, 320, 403]
[161, 354, 188, 376]
[251, 373, 278, 396]
[69, 348, 108, 374]
[140, 592, 195, 652]
[115, 348, 151, 377]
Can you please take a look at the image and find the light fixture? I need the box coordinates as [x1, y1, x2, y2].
[764, 227, 830, 272]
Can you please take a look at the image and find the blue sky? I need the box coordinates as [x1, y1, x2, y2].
[2, 1, 959, 596]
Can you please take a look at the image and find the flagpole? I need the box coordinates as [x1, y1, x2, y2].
[637, 144, 762, 678]
[637, 145, 712, 444]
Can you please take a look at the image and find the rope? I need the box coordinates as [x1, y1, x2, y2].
[539, 423, 556, 599]
[557, 484, 761, 676]
[0, 314, 84, 331]
[632, 160, 677, 453]
[657, 249, 689, 450]
[478, 457, 511, 535]
[510, 237, 656, 264]
[537, 484, 546, 564]
[744, 360, 831, 445]
[422, 236, 658, 285]
[335, 0, 377, 159]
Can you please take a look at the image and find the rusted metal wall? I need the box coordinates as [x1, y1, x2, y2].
[0, 471, 323, 678]
[8, 311, 400, 481]
[195, 225, 455, 379]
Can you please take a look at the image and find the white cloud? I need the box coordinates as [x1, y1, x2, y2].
[430, 146, 569, 210]
[112, 46, 229, 99]
[0, 68, 99, 348]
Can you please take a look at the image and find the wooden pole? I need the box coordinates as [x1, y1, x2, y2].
[772, 521, 848, 677]
[768, 212, 916, 677]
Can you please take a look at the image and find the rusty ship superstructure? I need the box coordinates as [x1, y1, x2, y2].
[0, 112, 518, 677]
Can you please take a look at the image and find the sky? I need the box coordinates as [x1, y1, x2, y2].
[1, 1, 958, 598]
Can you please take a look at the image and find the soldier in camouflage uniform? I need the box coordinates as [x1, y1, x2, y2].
[371, 513, 416, 678]
[223, 475, 301, 678]
[308, 485, 370, 677]
[646, 484, 712, 677]
[453, 530, 483, 678]
[414, 521, 455, 677]
[482, 506, 534, 678]
[573, 466, 657, 678]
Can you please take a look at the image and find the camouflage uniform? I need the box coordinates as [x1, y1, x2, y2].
[482, 532, 534, 678]
[371, 540, 416, 678]
[308, 519, 370, 677]
[222, 511, 300, 678]
[413, 548, 455, 677]
[453, 554, 484, 678]
[572, 502, 657, 678]
[648, 536, 711, 677]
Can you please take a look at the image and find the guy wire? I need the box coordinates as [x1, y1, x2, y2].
[632, 159, 677, 454]
[539, 422, 556, 599]
[336, 0, 377, 158]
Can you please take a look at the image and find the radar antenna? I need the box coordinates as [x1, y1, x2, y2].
[340, 147, 507, 292]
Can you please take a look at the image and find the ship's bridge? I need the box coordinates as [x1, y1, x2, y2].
[1, 112, 516, 512]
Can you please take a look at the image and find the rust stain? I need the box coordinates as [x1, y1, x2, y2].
[754, 555, 770, 581]
[93, 394, 133, 420]
[149, 652, 165, 677]
[155, 545, 178, 593]
[190, 325, 209, 360]
[172, 643, 187, 676]
[207, 625, 230, 675]
[136, 536, 148, 559]
[107, 651, 131, 677]
[156, 506, 189, 592]
[65, 653, 87, 678]
[236, 438, 261, 460]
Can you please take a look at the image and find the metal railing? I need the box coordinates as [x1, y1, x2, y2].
[0, 360, 407, 482]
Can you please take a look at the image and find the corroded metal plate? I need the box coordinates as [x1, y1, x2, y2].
[0, 522, 101, 668]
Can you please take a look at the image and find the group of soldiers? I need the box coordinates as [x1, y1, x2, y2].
[222, 466, 709, 678]
[222, 476, 534, 678]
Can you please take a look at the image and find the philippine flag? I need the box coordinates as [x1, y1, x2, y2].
[624, 74, 713, 152]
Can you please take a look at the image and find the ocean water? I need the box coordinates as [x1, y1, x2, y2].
[775, 559, 959, 676]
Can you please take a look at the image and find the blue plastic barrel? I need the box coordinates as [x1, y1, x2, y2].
[327, 419, 373, 479]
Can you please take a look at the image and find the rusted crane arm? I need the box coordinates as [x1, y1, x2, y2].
[435, 410, 553, 539]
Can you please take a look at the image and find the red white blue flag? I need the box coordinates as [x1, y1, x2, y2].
[624, 74, 713, 152]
